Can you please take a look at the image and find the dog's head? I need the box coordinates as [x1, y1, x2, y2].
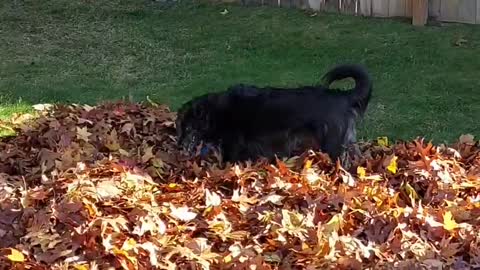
[175, 99, 207, 153]
[176, 93, 224, 153]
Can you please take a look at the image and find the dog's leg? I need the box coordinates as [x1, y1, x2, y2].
[311, 123, 343, 163]
[221, 134, 248, 163]
[343, 119, 362, 164]
[340, 146, 356, 170]
[221, 141, 237, 163]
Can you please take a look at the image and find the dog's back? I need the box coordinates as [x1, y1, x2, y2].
[219, 64, 372, 135]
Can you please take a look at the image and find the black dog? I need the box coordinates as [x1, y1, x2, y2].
[176, 64, 373, 163]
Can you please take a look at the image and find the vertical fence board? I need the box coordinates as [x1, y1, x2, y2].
[477, 0, 480, 23]
[340, 0, 358, 14]
[264, 0, 278, 6]
[458, 0, 477, 23]
[429, 0, 441, 18]
[405, 0, 412, 17]
[412, 0, 428, 25]
[440, 0, 459, 22]
[287, 0, 307, 9]
[320, 0, 340, 12]
[292, 0, 309, 9]
[389, 0, 406, 16]
[372, 0, 389, 16]
[259, 0, 277, 7]
[360, 0, 372, 15]
[280, 0, 294, 8]
[307, 0, 321, 10]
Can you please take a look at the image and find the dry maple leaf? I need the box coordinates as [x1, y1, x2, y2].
[205, 189, 222, 207]
[105, 129, 121, 151]
[141, 146, 155, 164]
[95, 180, 123, 200]
[169, 205, 197, 222]
[132, 214, 167, 236]
[94, 216, 130, 235]
[259, 193, 285, 206]
[76, 126, 92, 142]
[279, 209, 308, 241]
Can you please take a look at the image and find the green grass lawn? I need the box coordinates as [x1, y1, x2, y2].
[1, 0, 480, 143]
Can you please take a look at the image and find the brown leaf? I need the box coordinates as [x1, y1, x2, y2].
[95, 180, 123, 200]
[105, 129, 120, 151]
[28, 187, 49, 201]
[337, 257, 362, 270]
[142, 146, 155, 163]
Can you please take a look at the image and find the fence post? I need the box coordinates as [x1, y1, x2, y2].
[412, 0, 428, 25]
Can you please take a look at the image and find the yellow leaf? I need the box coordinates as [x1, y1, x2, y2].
[377, 136, 389, 147]
[304, 159, 313, 170]
[391, 208, 403, 219]
[112, 247, 138, 265]
[443, 211, 459, 231]
[387, 156, 398, 174]
[11, 113, 35, 125]
[83, 199, 98, 217]
[73, 265, 89, 270]
[364, 174, 384, 181]
[224, 255, 232, 263]
[323, 213, 343, 235]
[7, 248, 25, 262]
[112, 247, 128, 257]
[357, 166, 366, 178]
[122, 238, 137, 251]
[402, 182, 419, 201]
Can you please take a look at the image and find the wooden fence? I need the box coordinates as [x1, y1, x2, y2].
[237, 0, 480, 24]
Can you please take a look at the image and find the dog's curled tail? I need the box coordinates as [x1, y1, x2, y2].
[322, 64, 373, 115]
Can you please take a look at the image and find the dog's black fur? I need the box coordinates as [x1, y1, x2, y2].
[176, 64, 373, 163]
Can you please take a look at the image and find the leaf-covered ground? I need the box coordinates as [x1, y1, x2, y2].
[1, 102, 480, 269]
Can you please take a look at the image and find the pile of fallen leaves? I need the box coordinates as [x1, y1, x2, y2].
[1, 102, 480, 270]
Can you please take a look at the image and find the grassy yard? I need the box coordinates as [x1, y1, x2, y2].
[1, 0, 480, 143]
